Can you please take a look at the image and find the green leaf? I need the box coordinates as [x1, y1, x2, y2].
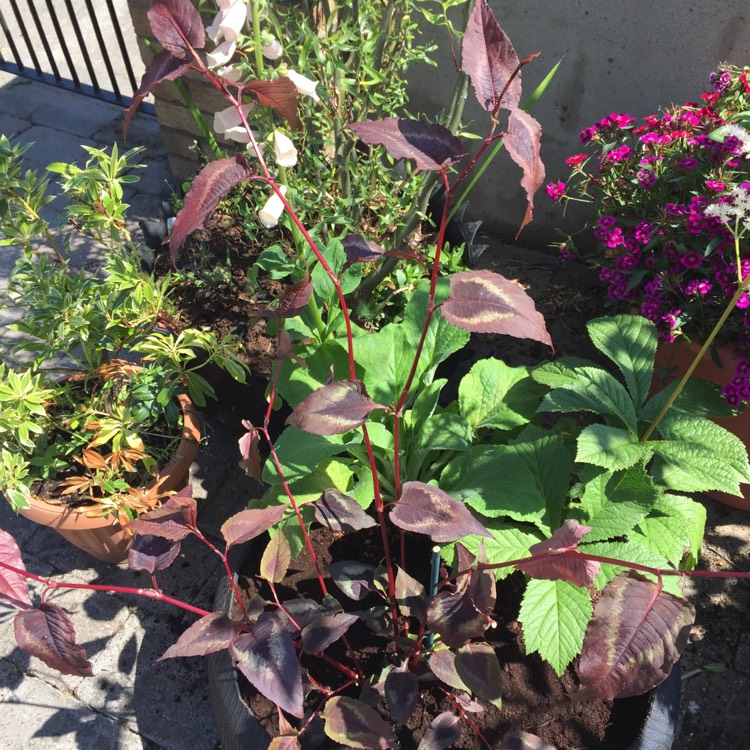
[354, 324, 413, 406]
[531, 357, 593, 388]
[656, 494, 706, 569]
[587, 315, 657, 410]
[441, 434, 572, 531]
[262, 427, 351, 484]
[458, 520, 544, 580]
[650, 416, 750, 495]
[576, 424, 652, 471]
[406, 378, 447, 428]
[571, 465, 660, 542]
[415, 412, 473, 453]
[579, 541, 682, 596]
[459, 358, 546, 432]
[641, 378, 738, 423]
[541, 367, 639, 434]
[276, 340, 351, 408]
[518, 578, 592, 675]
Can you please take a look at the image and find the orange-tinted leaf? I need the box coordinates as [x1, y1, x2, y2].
[245, 78, 299, 130]
[260, 532, 291, 583]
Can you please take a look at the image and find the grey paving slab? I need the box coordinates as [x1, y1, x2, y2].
[0, 77, 47, 120]
[0, 673, 146, 750]
[76, 610, 219, 750]
[0, 112, 30, 139]
[0, 492, 44, 548]
[13, 125, 97, 170]
[29, 88, 124, 139]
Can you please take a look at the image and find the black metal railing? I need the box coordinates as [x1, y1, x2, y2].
[0, 0, 152, 112]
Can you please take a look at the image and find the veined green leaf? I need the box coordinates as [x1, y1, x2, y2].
[576, 424, 652, 471]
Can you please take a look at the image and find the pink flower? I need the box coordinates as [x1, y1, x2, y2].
[545, 181, 566, 200]
[565, 153, 587, 166]
[706, 179, 726, 192]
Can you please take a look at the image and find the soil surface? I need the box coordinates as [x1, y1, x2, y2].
[182, 219, 750, 748]
[234, 526, 648, 750]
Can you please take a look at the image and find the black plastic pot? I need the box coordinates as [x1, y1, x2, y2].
[207, 557, 681, 750]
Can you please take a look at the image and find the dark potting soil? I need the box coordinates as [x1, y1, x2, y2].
[233, 526, 650, 750]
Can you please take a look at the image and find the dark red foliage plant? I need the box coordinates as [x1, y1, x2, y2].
[1, 1, 746, 749]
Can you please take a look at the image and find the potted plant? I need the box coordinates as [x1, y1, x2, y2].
[0, 135, 248, 562]
[1, 2, 749, 748]
[547, 65, 750, 506]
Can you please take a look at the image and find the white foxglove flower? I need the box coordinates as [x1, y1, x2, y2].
[258, 186, 288, 228]
[273, 130, 297, 167]
[216, 65, 242, 83]
[207, 0, 248, 44]
[262, 39, 283, 61]
[206, 39, 237, 69]
[245, 141, 266, 159]
[214, 103, 255, 143]
[286, 70, 320, 103]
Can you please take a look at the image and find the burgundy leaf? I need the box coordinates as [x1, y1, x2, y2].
[127, 492, 197, 540]
[499, 732, 558, 750]
[455, 642, 503, 708]
[454, 544, 496, 614]
[515, 520, 600, 586]
[440, 270, 552, 346]
[277, 273, 313, 318]
[301, 612, 359, 654]
[321, 696, 398, 749]
[349, 118, 467, 172]
[286, 380, 383, 436]
[429, 649, 469, 691]
[390, 481, 492, 543]
[238, 421, 262, 482]
[384, 669, 419, 725]
[127, 534, 181, 573]
[578, 571, 695, 700]
[456, 692, 485, 714]
[504, 108, 545, 237]
[244, 78, 300, 130]
[260, 532, 291, 583]
[416, 711, 461, 750]
[315, 489, 377, 532]
[124, 49, 188, 139]
[232, 612, 304, 718]
[170, 155, 254, 262]
[0, 529, 32, 610]
[160, 612, 239, 659]
[221, 504, 287, 547]
[269, 738, 302, 750]
[461, 0, 521, 112]
[279, 598, 323, 633]
[395, 566, 428, 623]
[329, 561, 377, 601]
[342, 234, 386, 265]
[148, 0, 205, 59]
[427, 586, 489, 648]
[14, 603, 92, 676]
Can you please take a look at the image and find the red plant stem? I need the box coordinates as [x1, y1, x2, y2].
[265, 332, 286, 428]
[0, 560, 212, 618]
[439, 688, 493, 749]
[193, 527, 248, 619]
[408, 621, 427, 670]
[449, 132, 504, 195]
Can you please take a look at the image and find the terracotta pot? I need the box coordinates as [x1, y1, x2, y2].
[654, 340, 750, 511]
[14, 393, 202, 563]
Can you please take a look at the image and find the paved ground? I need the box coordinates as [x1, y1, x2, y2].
[0, 69, 261, 750]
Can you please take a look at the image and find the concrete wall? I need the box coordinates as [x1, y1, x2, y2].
[407, 0, 750, 251]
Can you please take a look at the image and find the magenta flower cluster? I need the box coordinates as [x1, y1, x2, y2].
[549, 65, 750, 404]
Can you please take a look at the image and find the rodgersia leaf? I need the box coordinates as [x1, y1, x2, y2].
[321, 696, 398, 749]
[232, 612, 303, 718]
[14, 603, 92, 676]
[440, 271, 551, 346]
[578, 571, 694, 700]
[349, 118, 467, 172]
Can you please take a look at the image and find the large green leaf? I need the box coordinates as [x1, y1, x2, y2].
[457, 520, 544, 580]
[580, 540, 682, 596]
[518, 578, 592, 676]
[576, 424, 652, 471]
[262, 427, 352, 484]
[276, 339, 352, 407]
[458, 358, 547, 432]
[587, 315, 657, 410]
[570, 465, 659, 542]
[441, 434, 572, 531]
[354, 324, 414, 406]
[531, 357, 594, 388]
[541, 366, 639, 434]
[414, 412, 473, 453]
[650, 415, 750, 494]
[653, 493, 706, 569]
[641, 378, 738, 423]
